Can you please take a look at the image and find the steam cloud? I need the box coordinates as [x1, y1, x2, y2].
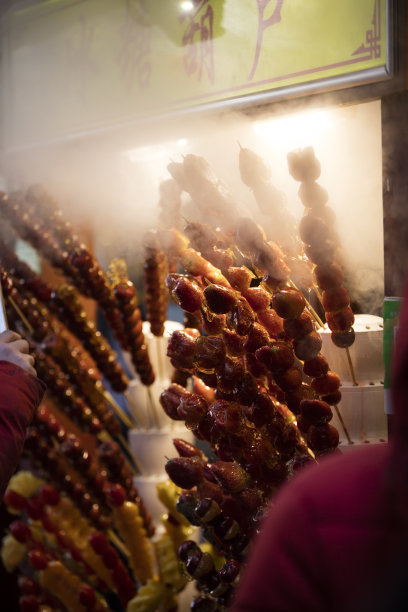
[1, 98, 384, 314]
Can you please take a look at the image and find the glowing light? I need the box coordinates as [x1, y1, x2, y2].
[180, 1, 194, 12]
[125, 138, 188, 163]
[125, 144, 169, 164]
[253, 108, 335, 149]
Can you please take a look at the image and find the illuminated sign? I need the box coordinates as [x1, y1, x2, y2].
[3, 0, 390, 147]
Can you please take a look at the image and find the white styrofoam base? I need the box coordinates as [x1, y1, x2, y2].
[128, 426, 194, 477]
[331, 381, 387, 445]
[319, 314, 384, 384]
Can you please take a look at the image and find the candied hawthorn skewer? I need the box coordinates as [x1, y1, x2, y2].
[98, 440, 155, 536]
[143, 230, 169, 337]
[69, 245, 130, 348]
[158, 227, 231, 288]
[0, 191, 75, 277]
[25, 183, 82, 254]
[270, 285, 347, 449]
[34, 350, 116, 437]
[24, 427, 111, 531]
[167, 154, 237, 233]
[39, 331, 136, 442]
[1, 256, 131, 406]
[52, 284, 131, 396]
[238, 144, 314, 288]
[0, 236, 54, 304]
[164, 240, 342, 453]
[0, 265, 50, 339]
[296, 398, 340, 457]
[2, 263, 131, 433]
[179, 541, 240, 609]
[108, 258, 155, 387]
[161, 382, 308, 496]
[21, 184, 132, 352]
[165, 326, 311, 464]
[158, 177, 182, 235]
[32, 407, 154, 536]
[287, 147, 356, 354]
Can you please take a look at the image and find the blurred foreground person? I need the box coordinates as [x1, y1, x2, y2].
[0, 330, 45, 500]
[231, 282, 408, 612]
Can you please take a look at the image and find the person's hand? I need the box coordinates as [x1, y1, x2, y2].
[0, 330, 36, 377]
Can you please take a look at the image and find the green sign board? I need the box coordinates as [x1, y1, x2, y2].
[3, 0, 391, 147]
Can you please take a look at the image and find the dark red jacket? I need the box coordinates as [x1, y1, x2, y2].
[231, 284, 408, 612]
[0, 361, 45, 500]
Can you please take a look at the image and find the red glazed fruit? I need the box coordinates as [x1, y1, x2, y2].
[272, 287, 306, 319]
[300, 399, 333, 424]
[283, 311, 314, 340]
[313, 262, 344, 290]
[294, 331, 322, 361]
[326, 306, 354, 332]
[322, 286, 350, 313]
[311, 371, 341, 395]
[303, 355, 329, 377]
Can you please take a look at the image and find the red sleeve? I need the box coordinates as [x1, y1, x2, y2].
[0, 361, 46, 500]
[230, 471, 330, 612]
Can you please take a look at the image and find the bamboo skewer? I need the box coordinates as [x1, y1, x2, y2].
[95, 383, 137, 429]
[346, 347, 359, 386]
[147, 385, 161, 429]
[6, 288, 145, 473]
[288, 280, 325, 329]
[108, 529, 131, 559]
[333, 404, 353, 445]
[116, 432, 146, 476]
[8, 296, 34, 333]
[124, 390, 149, 430]
[156, 337, 165, 385]
[0, 284, 8, 332]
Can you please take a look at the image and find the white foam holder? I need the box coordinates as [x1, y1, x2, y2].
[332, 381, 387, 446]
[126, 377, 176, 430]
[123, 320, 184, 383]
[319, 314, 384, 384]
[133, 474, 171, 527]
[128, 426, 194, 477]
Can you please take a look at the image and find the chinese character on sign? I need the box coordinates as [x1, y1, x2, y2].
[180, 0, 214, 83]
[352, 0, 381, 60]
[64, 15, 98, 101]
[117, 0, 152, 92]
[249, 0, 285, 81]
